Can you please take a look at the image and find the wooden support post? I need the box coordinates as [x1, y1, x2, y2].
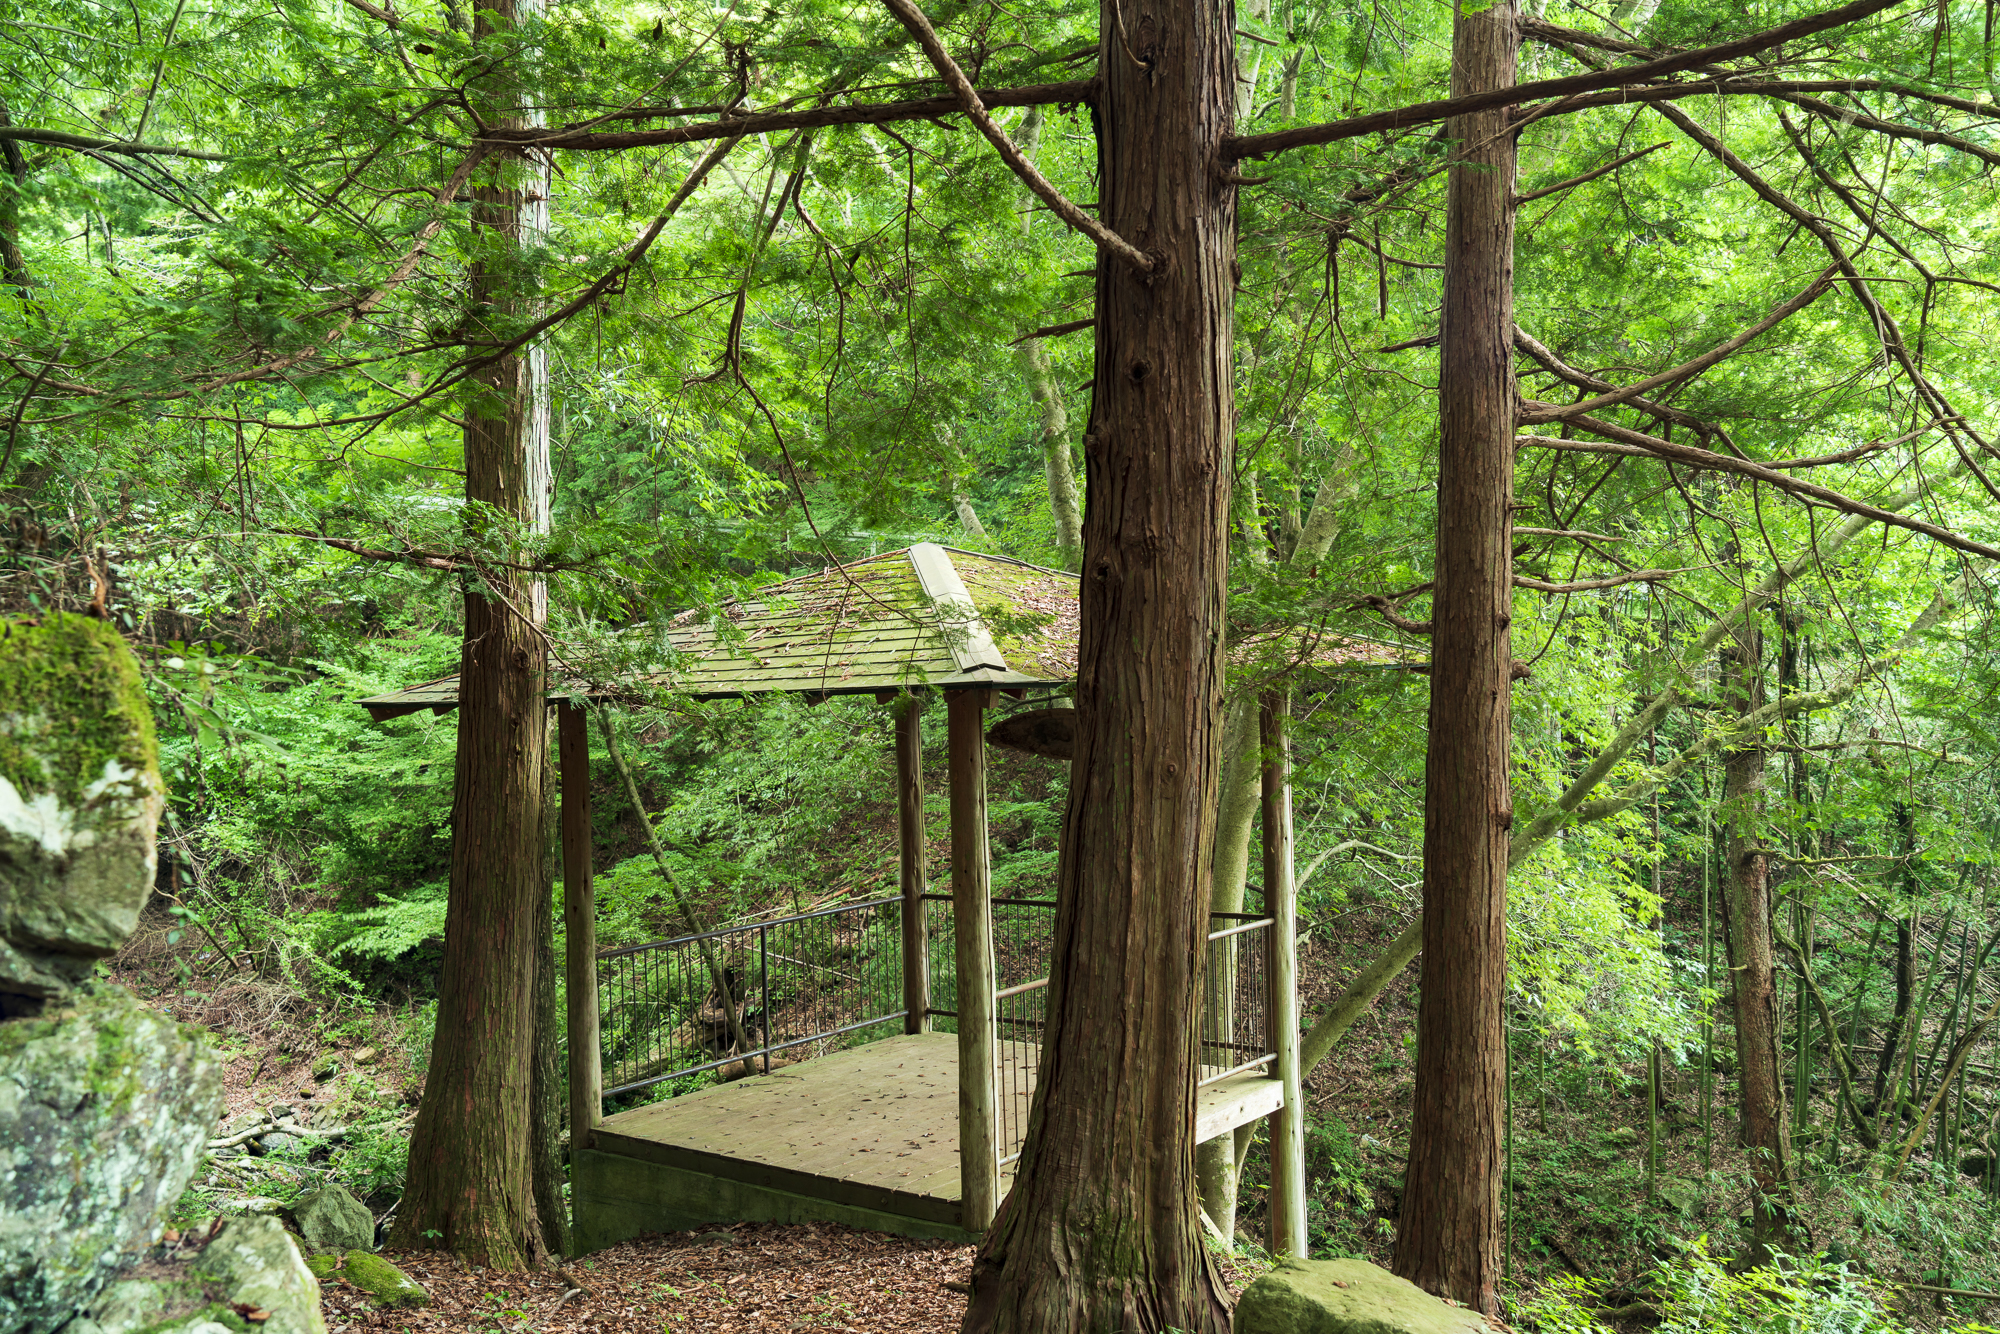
[558, 701, 601, 1155]
[896, 694, 931, 1034]
[1262, 691, 1308, 1258]
[948, 688, 999, 1230]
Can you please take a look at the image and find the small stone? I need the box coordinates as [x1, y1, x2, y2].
[269, 1104, 293, 1120]
[292, 1182, 375, 1254]
[311, 1054, 341, 1081]
[257, 1131, 302, 1155]
[351, 1047, 378, 1066]
[1602, 1126, 1640, 1148]
[338, 1250, 428, 1309]
[220, 1195, 289, 1216]
[694, 1231, 737, 1247]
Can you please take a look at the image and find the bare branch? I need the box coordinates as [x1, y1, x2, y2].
[484, 81, 1094, 153]
[1224, 0, 1909, 159]
[1514, 568, 1686, 593]
[1517, 265, 1839, 426]
[1010, 317, 1094, 344]
[1526, 413, 2000, 561]
[1515, 141, 1669, 204]
[1514, 324, 1715, 437]
[878, 0, 1152, 271]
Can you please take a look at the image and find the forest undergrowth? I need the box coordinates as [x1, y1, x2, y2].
[111, 649, 2000, 1333]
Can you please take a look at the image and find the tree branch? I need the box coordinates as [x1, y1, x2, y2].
[483, 81, 1095, 153]
[1515, 141, 1669, 204]
[878, 0, 1152, 271]
[1514, 324, 1719, 438]
[1224, 0, 1909, 159]
[1517, 265, 1838, 425]
[0, 127, 227, 161]
[1010, 316, 1094, 343]
[1524, 414, 2000, 561]
[1514, 568, 1686, 593]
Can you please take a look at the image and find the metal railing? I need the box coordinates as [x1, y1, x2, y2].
[593, 892, 1277, 1168]
[922, 894, 1055, 1165]
[1202, 913, 1275, 1087]
[596, 895, 906, 1097]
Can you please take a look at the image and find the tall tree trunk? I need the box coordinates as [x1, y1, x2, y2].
[961, 0, 1237, 1324]
[1722, 616, 1792, 1255]
[391, 0, 552, 1268]
[1393, 0, 1516, 1314]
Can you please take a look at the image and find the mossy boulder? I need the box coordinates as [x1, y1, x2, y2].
[1235, 1258, 1491, 1334]
[0, 614, 163, 1008]
[335, 1251, 427, 1309]
[62, 1216, 327, 1334]
[0, 982, 222, 1334]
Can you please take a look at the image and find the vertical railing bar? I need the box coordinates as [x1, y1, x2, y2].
[761, 922, 771, 1074]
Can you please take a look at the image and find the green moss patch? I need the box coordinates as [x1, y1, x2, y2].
[0, 612, 158, 808]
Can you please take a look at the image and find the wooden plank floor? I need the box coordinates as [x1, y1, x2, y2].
[591, 1032, 1030, 1228]
[589, 1030, 1285, 1236]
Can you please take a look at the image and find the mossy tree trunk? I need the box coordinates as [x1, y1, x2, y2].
[960, 0, 1237, 1323]
[391, 0, 553, 1269]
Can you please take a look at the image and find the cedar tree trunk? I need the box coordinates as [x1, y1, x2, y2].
[1723, 616, 1792, 1254]
[960, 0, 1237, 1325]
[1392, 0, 1516, 1314]
[391, 0, 551, 1266]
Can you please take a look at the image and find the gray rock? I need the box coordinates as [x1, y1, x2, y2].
[255, 1132, 301, 1155]
[1235, 1258, 1491, 1334]
[188, 1216, 326, 1334]
[0, 982, 223, 1334]
[0, 615, 165, 1007]
[291, 1183, 375, 1254]
[65, 1216, 327, 1334]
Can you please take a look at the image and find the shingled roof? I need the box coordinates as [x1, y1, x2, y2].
[357, 544, 1081, 721]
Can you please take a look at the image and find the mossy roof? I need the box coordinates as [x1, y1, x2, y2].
[357, 545, 1081, 720]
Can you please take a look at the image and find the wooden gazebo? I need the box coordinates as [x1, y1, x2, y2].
[360, 543, 1307, 1253]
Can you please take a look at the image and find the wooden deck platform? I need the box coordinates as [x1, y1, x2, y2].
[572, 1030, 1286, 1253]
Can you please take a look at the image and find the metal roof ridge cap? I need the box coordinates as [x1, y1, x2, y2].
[908, 543, 1008, 674]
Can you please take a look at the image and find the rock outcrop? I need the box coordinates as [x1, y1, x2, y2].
[0, 614, 247, 1334]
[0, 983, 224, 1333]
[0, 615, 165, 1014]
[1234, 1258, 1494, 1334]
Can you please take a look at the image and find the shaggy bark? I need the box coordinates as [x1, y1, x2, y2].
[1393, 0, 1515, 1312]
[391, 0, 553, 1266]
[960, 0, 1237, 1322]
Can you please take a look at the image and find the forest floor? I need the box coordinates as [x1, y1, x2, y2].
[316, 1223, 1263, 1333]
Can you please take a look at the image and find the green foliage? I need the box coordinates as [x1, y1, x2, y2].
[1512, 1238, 1992, 1334]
